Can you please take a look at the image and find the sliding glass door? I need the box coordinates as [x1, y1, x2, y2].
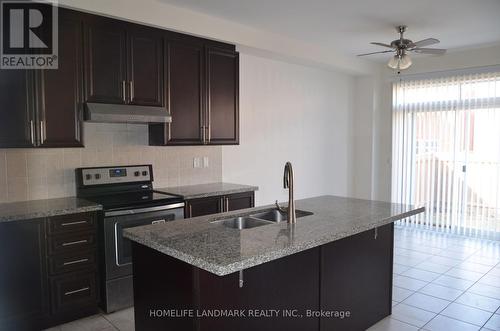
[392, 72, 500, 237]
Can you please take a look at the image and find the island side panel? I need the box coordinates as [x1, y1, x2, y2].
[132, 242, 198, 331]
[197, 247, 321, 331]
[320, 223, 394, 331]
[131, 242, 321, 331]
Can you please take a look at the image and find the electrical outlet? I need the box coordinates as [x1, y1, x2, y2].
[193, 157, 201, 168]
[203, 156, 209, 168]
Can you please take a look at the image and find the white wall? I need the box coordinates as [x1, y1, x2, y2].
[222, 53, 354, 206]
[351, 76, 375, 200]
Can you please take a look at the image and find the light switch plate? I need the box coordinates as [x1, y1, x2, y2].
[193, 157, 201, 168]
[203, 156, 209, 168]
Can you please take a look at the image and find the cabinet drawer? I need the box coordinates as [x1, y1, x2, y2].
[47, 232, 96, 255]
[48, 250, 97, 275]
[50, 272, 98, 314]
[47, 212, 96, 235]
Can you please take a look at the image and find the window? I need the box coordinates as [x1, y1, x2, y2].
[392, 71, 500, 238]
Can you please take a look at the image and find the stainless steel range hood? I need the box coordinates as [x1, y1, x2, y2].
[85, 103, 171, 124]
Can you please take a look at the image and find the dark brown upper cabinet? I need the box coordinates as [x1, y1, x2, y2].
[149, 40, 205, 145]
[84, 18, 127, 104]
[0, 70, 36, 148]
[0, 7, 238, 148]
[206, 47, 239, 145]
[128, 27, 164, 106]
[0, 9, 83, 148]
[84, 18, 163, 107]
[149, 42, 239, 146]
[37, 11, 84, 147]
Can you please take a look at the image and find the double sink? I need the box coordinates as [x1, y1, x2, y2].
[212, 208, 313, 230]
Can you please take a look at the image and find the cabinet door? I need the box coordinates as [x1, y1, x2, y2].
[206, 48, 239, 145]
[225, 192, 254, 212]
[38, 12, 83, 147]
[84, 19, 127, 104]
[185, 196, 223, 218]
[0, 219, 48, 329]
[0, 70, 36, 147]
[128, 26, 164, 106]
[152, 41, 204, 145]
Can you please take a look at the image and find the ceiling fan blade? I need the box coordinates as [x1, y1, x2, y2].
[411, 48, 447, 55]
[370, 42, 394, 49]
[410, 38, 440, 48]
[357, 50, 394, 57]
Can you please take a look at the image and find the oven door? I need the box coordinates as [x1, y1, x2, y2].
[103, 203, 184, 280]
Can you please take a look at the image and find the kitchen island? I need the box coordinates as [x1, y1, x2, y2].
[124, 195, 424, 331]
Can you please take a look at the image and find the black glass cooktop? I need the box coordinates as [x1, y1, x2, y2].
[86, 190, 183, 211]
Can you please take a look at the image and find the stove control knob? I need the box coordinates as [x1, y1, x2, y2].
[142, 171, 148, 176]
[94, 174, 101, 180]
[134, 171, 140, 177]
[85, 174, 92, 180]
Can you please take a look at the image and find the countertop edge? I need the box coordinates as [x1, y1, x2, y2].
[125, 206, 425, 276]
[156, 182, 259, 200]
[179, 186, 259, 200]
[0, 204, 103, 223]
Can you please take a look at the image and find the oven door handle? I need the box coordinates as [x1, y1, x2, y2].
[115, 222, 132, 267]
[105, 202, 185, 217]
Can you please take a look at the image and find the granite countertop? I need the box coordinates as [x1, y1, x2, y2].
[124, 195, 424, 276]
[0, 197, 102, 223]
[156, 182, 259, 199]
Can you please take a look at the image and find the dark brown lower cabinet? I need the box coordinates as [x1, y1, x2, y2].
[225, 192, 254, 212]
[185, 191, 255, 218]
[185, 196, 223, 218]
[0, 212, 99, 330]
[131, 223, 394, 331]
[0, 219, 48, 330]
[206, 47, 239, 145]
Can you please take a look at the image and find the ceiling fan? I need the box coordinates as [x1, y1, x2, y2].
[358, 25, 446, 70]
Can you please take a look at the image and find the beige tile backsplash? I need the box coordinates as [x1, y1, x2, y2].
[0, 123, 222, 203]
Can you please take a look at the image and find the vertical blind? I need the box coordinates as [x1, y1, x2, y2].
[392, 71, 500, 238]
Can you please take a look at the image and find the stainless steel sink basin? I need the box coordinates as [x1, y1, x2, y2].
[212, 217, 273, 230]
[250, 209, 313, 223]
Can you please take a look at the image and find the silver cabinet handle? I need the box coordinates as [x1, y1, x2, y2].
[40, 120, 46, 144]
[29, 120, 35, 145]
[64, 287, 90, 296]
[206, 109, 211, 143]
[62, 239, 88, 247]
[225, 197, 229, 212]
[374, 227, 378, 240]
[63, 258, 89, 266]
[207, 90, 211, 143]
[61, 220, 87, 227]
[122, 80, 126, 103]
[130, 81, 134, 101]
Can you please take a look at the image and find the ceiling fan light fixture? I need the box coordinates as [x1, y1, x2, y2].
[387, 53, 412, 70]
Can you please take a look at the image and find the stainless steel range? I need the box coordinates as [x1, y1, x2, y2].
[75, 165, 184, 313]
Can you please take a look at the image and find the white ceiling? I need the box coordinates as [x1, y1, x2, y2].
[158, 0, 500, 62]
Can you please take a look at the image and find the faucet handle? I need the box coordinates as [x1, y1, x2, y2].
[275, 200, 286, 213]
